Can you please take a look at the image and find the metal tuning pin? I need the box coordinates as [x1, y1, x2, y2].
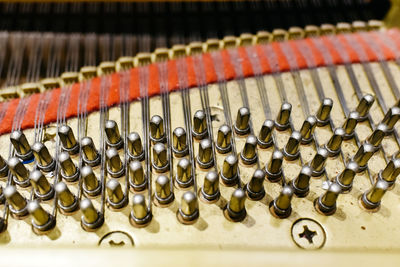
[216, 124, 232, 154]
[310, 147, 328, 177]
[235, 107, 251, 135]
[27, 200, 55, 234]
[361, 178, 389, 210]
[325, 127, 345, 156]
[221, 154, 239, 186]
[381, 106, 400, 133]
[106, 179, 128, 210]
[177, 191, 199, 224]
[240, 134, 258, 165]
[129, 160, 147, 191]
[192, 110, 208, 139]
[367, 123, 387, 149]
[270, 185, 293, 218]
[316, 98, 333, 126]
[106, 148, 125, 178]
[152, 143, 169, 173]
[0, 186, 4, 205]
[300, 116, 317, 144]
[4, 185, 28, 219]
[32, 142, 55, 172]
[196, 139, 214, 169]
[257, 119, 274, 148]
[342, 111, 359, 140]
[80, 198, 104, 231]
[155, 175, 174, 206]
[172, 127, 188, 157]
[59, 151, 79, 182]
[58, 124, 79, 154]
[81, 166, 101, 197]
[105, 120, 123, 149]
[127, 132, 145, 160]
[336, 161, 359, 192]
[0, 155, 8, 177]
[352, 143, 374, 172]
[315, 183, 341, 215]
[283, 131, 301, 161]
[225, 188, 247, 222]
[291, 165, 312, 197]
[356, 94, 374, 121]
[265, 150, 284, 182]
[246, 169, 266, 200]
[30, 170, 54, 200]
[176, 158, 193, 188]
[8, 157, 30, 187]
[10, 130, 33, 160]
[130, 194, 152, 227]
[55, 182, 79, 214]
[149, 115, 165, 143]
[379, 158, 400, 187]
[275, 102, 292, 131]
[81, 137, 100, 167]
[201, 171, 220, 202]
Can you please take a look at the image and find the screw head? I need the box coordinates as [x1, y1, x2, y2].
[291, 218, 326, 250]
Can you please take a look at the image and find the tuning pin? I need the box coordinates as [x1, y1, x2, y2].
[27, 200, 55, 234]
[129, 160, 147, 191]
[216, 124, 232, 153]
[105, 120, 123, 149]
[325, 127, 345, 156]
[81, 137, 100, 166]
[221, 154, 239, 186]
[192, 110, 208, 139]
[58, 125, 79, 154]
[225, 188, 247, 222]
[300, 116, 317, 144]
[172, 127, 188, 156]
[240, 135, 258, 165]
[342, 111, 359, 140]
[265, 150, 284, 182]
[130, 194, 152, 227]
[352, 143, 374, 172]
[356, 94, 374, 121]
[291, 166, 312, 197]
[381, 107, 400, 133]
[8, 157, 30, 187]
[106, 179, 128, 210]
[246, 169, 266, 200]
[336, 161, 359, 191]
[80, 198, 104, 231]
[201, 171, 220, 202]
[32, 142, 55, 172]
[30, 170, 54, 200]
[257, 119, 274, 148]
[283, 131, 301, 161]
[379, 158, 400, 187]
[152, 143, 169, 173]
[0, 155, 8, 177]
[310, 147, 328, 177]
[59, 152, 79, 182]
[196, 139, 214, 169]
[55, 182, 79, 214]
[234, 107, 251, 135]
[150, 115, 165, 143]
[366, 123, 387, 150]
[81, 166, 101, 197]
[270, 185, 293, 218]
[316, 98, 333, 126]
[275, 102, 292, 131]
[4, 185, 28, 219]
[10, 130, 33, 160]
[177, 191, 199, 224]
[176, 158, 193, 188]
[107, 148, 125, 177]
[361, 178, 389, 210]
[127, 132, 145, 160]
[0, 186, 4, 204]
[155, 175, 174, 206]
[315, 183, 341, 215]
